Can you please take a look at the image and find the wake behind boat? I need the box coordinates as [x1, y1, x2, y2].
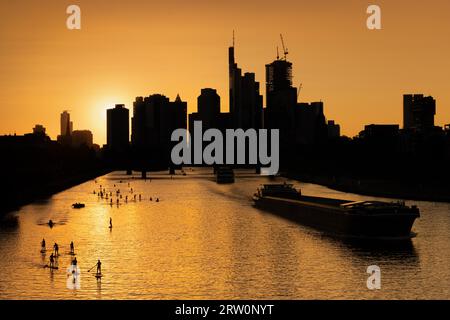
[253, 184, 420, 240]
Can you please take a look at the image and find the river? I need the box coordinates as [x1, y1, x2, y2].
[0, 168, 449, 299]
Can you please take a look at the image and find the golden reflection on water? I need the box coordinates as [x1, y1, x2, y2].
[0, 168, 450, 299]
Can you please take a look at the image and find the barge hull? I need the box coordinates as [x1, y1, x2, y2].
[254, 196, 418, 239]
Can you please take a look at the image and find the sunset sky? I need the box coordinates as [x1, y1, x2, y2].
[1, 0, 449, 145]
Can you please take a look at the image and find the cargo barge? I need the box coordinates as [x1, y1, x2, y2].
[253, 184, 420, 239]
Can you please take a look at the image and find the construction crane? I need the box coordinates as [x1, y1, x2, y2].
[297, 83, 303, 100]
[280, 34, 288, 60]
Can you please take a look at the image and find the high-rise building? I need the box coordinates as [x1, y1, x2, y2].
[107, 104, 129, 153]
[131, 94, 187, 167]
[360, 124, 400, 139]
[72, 130, 93, 148]
[60, 111, 73, 136]
[57, 111, 73, 146]
[294, 102, 327, 145]
[403, 94, 436, 130]
[264, 58, 298, 149]
[359, 124, 400, 152]
[229, 41, 263, 130]
[197, 88, 220, 128]
[188, 88, 232, 164]
[265, 56, 328, 148]
[327, 120, 341, 139]
[265, 59, 297, 113]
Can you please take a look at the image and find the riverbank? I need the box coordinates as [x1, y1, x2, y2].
[1, 168, 111, 216]
[286, 172, 450, 203]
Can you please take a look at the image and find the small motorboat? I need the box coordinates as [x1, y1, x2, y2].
[72, 203, 85, 209]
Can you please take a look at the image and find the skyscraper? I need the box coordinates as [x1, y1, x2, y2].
[60, 111, 73, 136]
[294, 102, 328, 145]
[264, 58, 297, 148]
[188, 88, 233, 164]
[228, 39, 263, 130]
[57, 110, 73, 146]
[265, 59, 296, 111]
[107, 104, 130, 153]
[131, 94, 187, 168]
[264, 54, 328, 149]
[403, 94, 436, 130]
[265, 59, 298, 114]
[197, 88, 220, 128]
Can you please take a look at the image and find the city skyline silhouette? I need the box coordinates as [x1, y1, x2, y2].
[1, 0, 450, 145]
[2, 1, 450, 305]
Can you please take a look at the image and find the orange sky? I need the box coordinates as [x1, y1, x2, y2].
[1, 0, 449, 145]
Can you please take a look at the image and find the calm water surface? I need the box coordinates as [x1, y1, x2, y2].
[0, 169, 449, 299]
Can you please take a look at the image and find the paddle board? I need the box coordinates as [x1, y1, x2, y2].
[44, 265, 59, 270]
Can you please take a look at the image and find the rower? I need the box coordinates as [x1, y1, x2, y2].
[48, 220, 54, 227]
[70, 241, 75, 255]
[53, 242, 59, 256]
[72, 257, 77, 266]
[41, 238, 46, 251]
